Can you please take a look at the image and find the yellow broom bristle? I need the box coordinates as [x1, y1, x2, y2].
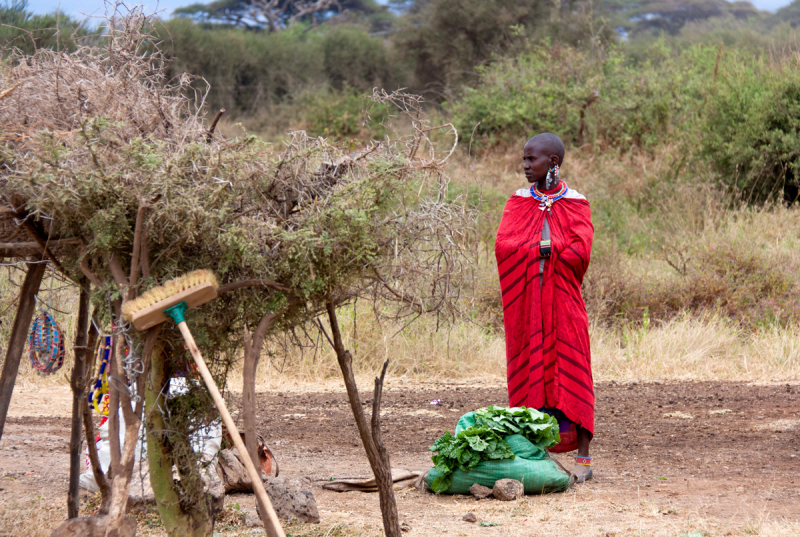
[121, 270, 218, 321]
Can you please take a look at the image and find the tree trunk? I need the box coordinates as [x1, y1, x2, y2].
[104, 326, 161, 537]
[68, 282, 91, 519]
[242, 332, 260, 470]
[325, 302, 401, 537]
[0, 262, 47, 442]
[145, 344, 214, 537]
[81, 315, 111, 513]
[242, 312, 280, 470]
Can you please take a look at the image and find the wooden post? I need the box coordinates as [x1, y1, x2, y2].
[325, 302, 401, 537]
[0, 262, 47, 442]
[68, 282, 91, 519]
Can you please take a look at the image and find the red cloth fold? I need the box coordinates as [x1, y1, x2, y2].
[495, 189, 595, 434]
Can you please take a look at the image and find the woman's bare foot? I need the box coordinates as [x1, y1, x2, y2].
[573, 453, 593, 483]
[572, 462, 593, 483]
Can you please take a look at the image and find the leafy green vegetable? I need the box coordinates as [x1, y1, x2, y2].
[474, 406, 561, 449]
[428, 406, 562, 494]
[428, 426, 514, 493]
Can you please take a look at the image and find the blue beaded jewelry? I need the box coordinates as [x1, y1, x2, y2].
[28, 312, 65, 375]
[530, 180, 568, 212]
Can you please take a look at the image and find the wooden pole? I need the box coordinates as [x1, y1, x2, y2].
[0, 262, 47, 442]
[175, 321, 285, 537]
[325, 302, 401, 537]
[68, 282, 91, 519]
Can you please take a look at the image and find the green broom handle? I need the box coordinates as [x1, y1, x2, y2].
[166, 303, 285, 537]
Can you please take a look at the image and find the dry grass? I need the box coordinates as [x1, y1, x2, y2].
[0, 493, 67, 537]
[221, 306, 800, 394]
[592, 315, 800, 382]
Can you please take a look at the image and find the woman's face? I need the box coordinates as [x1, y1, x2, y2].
[523, 142, 557, 184]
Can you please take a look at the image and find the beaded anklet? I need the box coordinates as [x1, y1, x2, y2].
[576, 456, 592, 466]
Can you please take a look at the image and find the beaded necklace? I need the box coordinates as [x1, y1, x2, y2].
[530, 181, 568, 212]
[28, 312, 65, 375]
[88, 335, 112, 414]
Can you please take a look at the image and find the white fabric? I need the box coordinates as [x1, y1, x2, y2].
[79, 406, 142, 492]
[79, 377, 222, 492]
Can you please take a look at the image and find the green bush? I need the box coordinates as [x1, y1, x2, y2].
[320, 25, 395, 92]
[158, 19, 325, 113]
[700, 52, 800, 203]
[296, 89, 389, 140]
[391, 0, 547, 93]
[446, 42, 714, 151]
[0, 0, 86, 54]
[157, 20, 398, 115]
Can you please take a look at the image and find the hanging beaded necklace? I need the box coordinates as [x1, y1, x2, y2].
[530, 181, 569, 212]
[28, 312, 65, 375]
[88, 335, 112, 414]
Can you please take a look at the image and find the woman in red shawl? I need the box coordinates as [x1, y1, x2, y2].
[495, 133, 594, 482]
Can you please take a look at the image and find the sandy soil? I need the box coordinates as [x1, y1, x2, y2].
[1, 380, 799, 536]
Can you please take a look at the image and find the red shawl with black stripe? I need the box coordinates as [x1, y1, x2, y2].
[495, 187, 595, 434]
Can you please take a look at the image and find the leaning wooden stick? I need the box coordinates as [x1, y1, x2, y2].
[122, 270, 285, 537]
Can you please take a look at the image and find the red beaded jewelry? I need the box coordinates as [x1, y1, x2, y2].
[530, 181, 568, 212]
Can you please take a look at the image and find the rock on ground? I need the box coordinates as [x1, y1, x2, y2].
[492, 478, 524, 501]
[50, 515, 136, 537]
[462, 512, 478, 523]
[256, 476, 320, 524]
[217, 448, 262, 493]
[469, 483, 493, 499]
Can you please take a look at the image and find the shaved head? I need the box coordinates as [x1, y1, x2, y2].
[525, 133, 565, 166]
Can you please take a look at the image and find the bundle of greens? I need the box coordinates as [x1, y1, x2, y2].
[474, 406, 561, 449]
[429, 426, 514, 493]
[428, 406, 561, 492]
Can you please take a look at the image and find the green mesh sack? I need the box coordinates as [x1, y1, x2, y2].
[425, 412, 571, 495]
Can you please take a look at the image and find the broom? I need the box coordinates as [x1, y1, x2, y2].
[122, 270, 285, 537]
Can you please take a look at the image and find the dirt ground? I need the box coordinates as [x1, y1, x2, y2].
[1, 379, 799, 536]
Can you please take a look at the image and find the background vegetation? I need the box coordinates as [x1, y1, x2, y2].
[3, 0, 800, 384]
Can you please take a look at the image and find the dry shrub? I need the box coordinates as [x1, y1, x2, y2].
[0, 9, 204, 149]
[586, 206, 800, 329]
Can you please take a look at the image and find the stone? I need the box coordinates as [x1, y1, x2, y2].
[50, 515, 136, 537]
[469, 483, 493, 499]
[216, 448, 268, 493]
[492, 478, 524, 501]
[244, 511, 262, 527]
[202, 461, 226, 513]
[462, 512, 477, 523]
[255, 476, 320, 524]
